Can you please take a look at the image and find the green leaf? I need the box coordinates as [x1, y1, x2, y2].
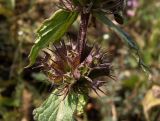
[93, 11, 139, 50]
[27, 10, 78, 67]
[33, 90, 87, 121]
[93, 11, 150, 72]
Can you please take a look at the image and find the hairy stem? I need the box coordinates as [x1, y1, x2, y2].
[77, 12, 90, 62]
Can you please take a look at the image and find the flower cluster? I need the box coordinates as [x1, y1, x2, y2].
[39, 37, 113, 98]
[59, 0, 126, 13]
[59, 0, 126, 24]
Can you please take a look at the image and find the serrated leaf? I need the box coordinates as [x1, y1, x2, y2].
[33, 90, 87, 121]
[27, 10, 78, 67]
[93, 11, 150, 72]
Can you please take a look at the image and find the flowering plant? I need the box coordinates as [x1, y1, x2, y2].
[27, 0, 148, 121]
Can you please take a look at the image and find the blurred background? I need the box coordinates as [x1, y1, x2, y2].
[0, 0, 160, 121]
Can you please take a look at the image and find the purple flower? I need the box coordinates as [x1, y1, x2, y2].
[37, 36, 113, 98]
[127, 0, 139, 17]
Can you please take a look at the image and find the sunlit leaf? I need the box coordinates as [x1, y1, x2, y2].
[27, 9, 78, 67]
[33, 90, 87, 121]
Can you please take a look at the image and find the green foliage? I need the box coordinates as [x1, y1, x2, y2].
[33, 90, 87, 121]
[28, 9, 78, 67]
[93, 11, 139, 50]
[28, 1, 149, 121]
[93, 11, 149, 72]
[0, 0, 159, 121]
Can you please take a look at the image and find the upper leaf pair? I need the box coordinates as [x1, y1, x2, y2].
[27, 9, 78, 67]
[28, 0, 149, 71]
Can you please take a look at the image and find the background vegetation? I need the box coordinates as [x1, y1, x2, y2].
[0, 0, 160, 121]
